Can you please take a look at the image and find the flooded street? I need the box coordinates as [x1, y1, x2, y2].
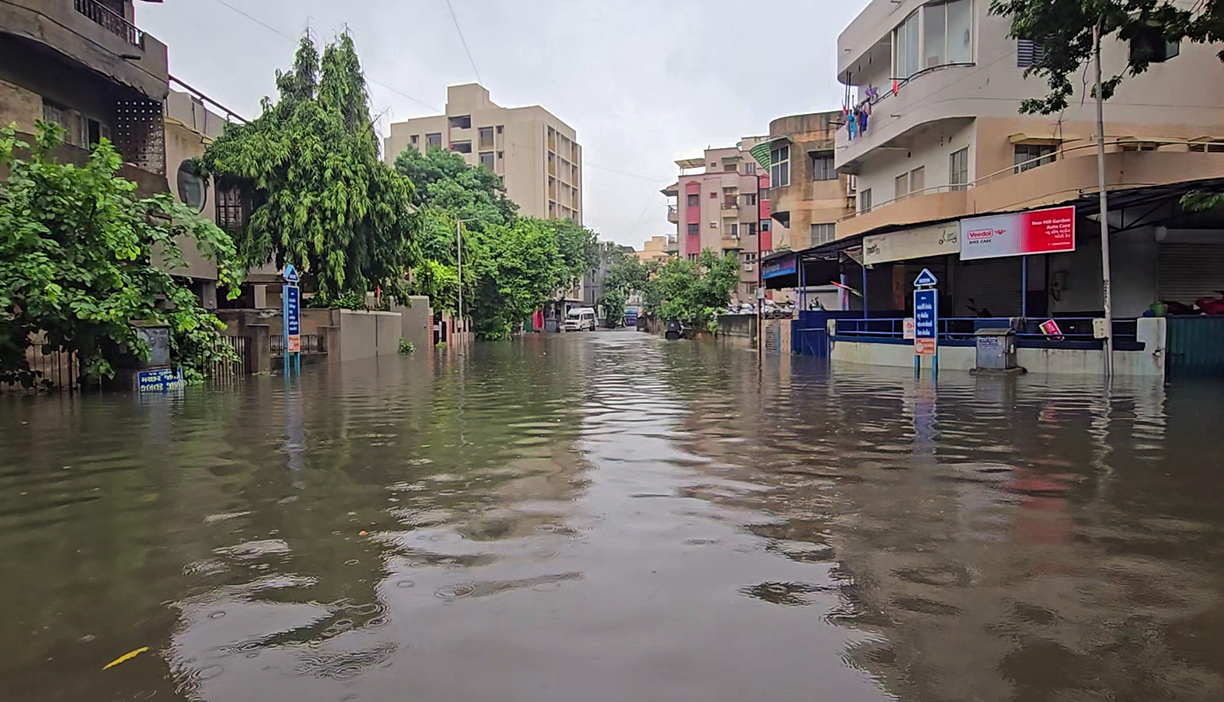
[3, 331, 1224, 702]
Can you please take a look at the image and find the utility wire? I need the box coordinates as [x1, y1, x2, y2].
[444, 0, 483, 85]
[205, 0, 441, 112]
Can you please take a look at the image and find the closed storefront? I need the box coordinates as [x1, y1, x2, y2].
[1158, 244, 1224, 306]
[953, 258, 1024, 317]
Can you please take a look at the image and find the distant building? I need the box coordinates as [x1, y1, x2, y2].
[385, 83, 582, 223]
[662, 139, 773, 301]
[0, 0, 169, 196]
[635, 236, 672, 263]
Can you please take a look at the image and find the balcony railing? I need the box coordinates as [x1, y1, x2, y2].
[75, 0, 145, 49]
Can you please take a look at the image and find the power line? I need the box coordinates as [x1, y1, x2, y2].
[444, 0, 483, 85]
[204, 0, 441, 113]
[585, 162, 673, 183]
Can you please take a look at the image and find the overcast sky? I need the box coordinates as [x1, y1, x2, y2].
[141, 0, 870, 247]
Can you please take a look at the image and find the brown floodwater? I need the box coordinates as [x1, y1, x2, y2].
[2, 330, 1224, 702]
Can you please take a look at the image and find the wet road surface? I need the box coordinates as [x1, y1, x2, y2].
[2, 330, 1224, 701]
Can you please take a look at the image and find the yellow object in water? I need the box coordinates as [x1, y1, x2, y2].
[102, 647, 149, 670]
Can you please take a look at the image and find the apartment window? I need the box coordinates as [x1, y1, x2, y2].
[909, 166, 925, 195]
[894, 0, 971, 79]
[949, 147, 969, 190]
[770, 144, 790, 187]
[746, 222, 758, 236]
[496, 125, 503, 134]
[687, 194, 699, 207]
[478, 127, 494, 149]
[860, 188, 873, 213]
[744, 252, 757, 263]
[452, 141, 472, 154]
[1130, 26, 1180, 64]
[410, 134, 419, 146]
[811, 153, 835, 181]
[895, 173, 909, 201]
[479, 152, 495, 169]
[1014, 144, 1056, 173]
[448, 115, 472, 129]
[688, 253, 699, 261]
[176, 160, 207, 213]
[760, 220, 770, 232]
[743, 193, 757, 206]
[710, 192, 717, 199]
[498, 151, 504, 159]
[216, 187, 248, 233]
[811, 223, 835, 246]
[745, 162, 756, 174]
[724, 162, 737, 172]
[1017, 39, 1047, 68]
[426, 133, 442, 148]
[42, 102, 82, 146]
[687, 223, 699, 236]
[730, 223, 739, 237]
[723, 188, 737, 208]
[710, 222, 718, 228]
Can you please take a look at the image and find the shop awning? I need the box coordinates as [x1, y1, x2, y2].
[1008, 132, 1083, 146]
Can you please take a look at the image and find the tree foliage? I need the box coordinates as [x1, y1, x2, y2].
[392, 143, 602, 339]
[990, 0, 1224, 114]
[1, 125, 237, 387]
[643, 250, 739, 327]
[200, 34, 416, 303]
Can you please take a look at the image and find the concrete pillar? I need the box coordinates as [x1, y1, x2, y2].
[247, 324, 271, 374]
[322, 326, 342, 364]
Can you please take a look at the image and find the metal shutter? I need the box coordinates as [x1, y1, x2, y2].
[1158, 244, 1224, 304]
[953, 258, 1025, 317]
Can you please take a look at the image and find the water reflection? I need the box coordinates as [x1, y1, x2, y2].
[1, 333, 1223, 701]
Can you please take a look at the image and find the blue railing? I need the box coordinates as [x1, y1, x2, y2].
[832, 317, 1141, 350]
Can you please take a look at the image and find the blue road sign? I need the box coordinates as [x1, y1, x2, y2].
[914, 268, 939, 287]
[914, 288, 938, 340]
[284, 285, 301, 338]
[283, 264, 300, 284]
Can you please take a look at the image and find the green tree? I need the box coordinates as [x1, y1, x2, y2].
[0, 125, 238, 387]
[990, 0, 1224, 114]
[470, 219, 566, 339]
[547, 218, 600, 292]
[394, 146, 518, 229]
[200, 34, 416, 304]
[645, 250, 738, 328]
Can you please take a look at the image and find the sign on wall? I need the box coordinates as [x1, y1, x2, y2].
[761, 254, 798, 280]
[864, 222, 960, 266]
[960, 205, 1075, 261]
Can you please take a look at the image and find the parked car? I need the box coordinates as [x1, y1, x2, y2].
[563, 307, 597, 332]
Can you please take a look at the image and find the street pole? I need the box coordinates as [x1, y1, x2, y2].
[457, 218, 464, 343]
[1094, 18, 1115, 378]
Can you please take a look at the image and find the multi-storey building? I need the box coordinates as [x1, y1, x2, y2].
[0, 0, 169, 196]
[830, 0, 1224, 319]
[635, 236, 671, 264]
[385, 83, 582, 223]
[764, 111, 856, 252]
[662, 139, 772, 301]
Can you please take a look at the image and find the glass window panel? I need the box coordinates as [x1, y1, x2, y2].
[947, 0, 972, 63]
[924, 3, 946, 68]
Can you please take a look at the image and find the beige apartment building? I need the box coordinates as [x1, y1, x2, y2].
[635, 235, 671, 263]
[829, 0, 1224, 322]
[385, 83, 582, 223]
[662, 139, 772, 301]
[765, 111, 856, 252]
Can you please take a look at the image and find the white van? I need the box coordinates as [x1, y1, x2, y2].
[563, 307, 597, 332]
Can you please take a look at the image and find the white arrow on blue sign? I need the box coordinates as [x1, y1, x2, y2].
[283, 264, 300, 283]
[913, 268, 938, 287]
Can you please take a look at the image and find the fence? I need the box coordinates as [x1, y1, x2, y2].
[1, 345, 78, 393]
[832, 317, 1141, 349]
[270, 334, 324, 356]
[209, 336, 248, 385]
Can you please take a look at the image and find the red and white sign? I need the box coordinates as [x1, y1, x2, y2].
[287, 334, 301, 353]
[960, 205, 1075, 261]
[903, 318, 916, 340]
[914, 338, 937, 356]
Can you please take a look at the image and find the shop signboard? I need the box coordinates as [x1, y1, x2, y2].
[864, 222, 960, 266]
[960, 205, 1076, 261]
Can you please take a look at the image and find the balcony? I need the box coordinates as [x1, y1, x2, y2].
[721, 203, 739, 217]
[667, 205, 678, 223]
[721, 237, 743, 250]
[665, 236, 679, 253]
[2, 0, 167, 100]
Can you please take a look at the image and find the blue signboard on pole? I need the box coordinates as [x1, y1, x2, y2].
[913, 269, 938, 359]
[283, 264, 301, 376]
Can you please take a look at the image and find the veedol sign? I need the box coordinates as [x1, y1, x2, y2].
[960, 205, 1076, 261]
